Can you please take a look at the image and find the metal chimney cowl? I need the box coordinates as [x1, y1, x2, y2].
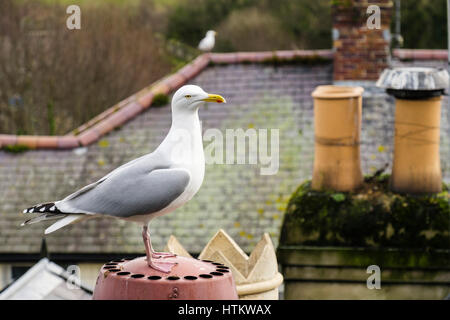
[376, 67, 449, 99]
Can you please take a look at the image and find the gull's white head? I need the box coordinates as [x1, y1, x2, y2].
[171, 85, 226, 114]
[206, 30, 216, 37]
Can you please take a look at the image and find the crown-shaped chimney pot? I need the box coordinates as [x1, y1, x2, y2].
[166, 229, 283, 299]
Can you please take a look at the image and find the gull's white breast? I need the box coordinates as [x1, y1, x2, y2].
[129, 121, 205, 224]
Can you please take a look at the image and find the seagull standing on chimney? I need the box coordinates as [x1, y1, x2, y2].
[198, 30, 216, 52]
[21, 85, 226, 273]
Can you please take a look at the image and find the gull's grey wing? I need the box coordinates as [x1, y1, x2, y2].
[62, 154, 149, 202]
[57, 152, 191, 218]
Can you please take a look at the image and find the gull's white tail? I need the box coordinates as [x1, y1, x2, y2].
[45, 215, 86, 234]
[22, 201, 88, 234]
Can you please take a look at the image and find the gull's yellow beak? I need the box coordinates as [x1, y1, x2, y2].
[202, 94, 226, 104]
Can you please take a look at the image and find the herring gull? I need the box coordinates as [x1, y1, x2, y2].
[22, 85, 226, 273]
[198, 30, 216, 52]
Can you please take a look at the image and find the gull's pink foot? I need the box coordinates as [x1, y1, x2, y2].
[152, 252, 177, 259]
[147, 259, 178, 273]
[142, 226, 177, 272]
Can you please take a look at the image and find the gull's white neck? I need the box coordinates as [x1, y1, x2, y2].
[171, 108, 201, 132]
[157, 108, 204, 168]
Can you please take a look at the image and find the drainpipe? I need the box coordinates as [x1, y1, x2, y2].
[392, 0, 403, 49]
[377, 67, 449, 193]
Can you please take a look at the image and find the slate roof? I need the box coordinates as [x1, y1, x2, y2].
[0, 50, 448, 256]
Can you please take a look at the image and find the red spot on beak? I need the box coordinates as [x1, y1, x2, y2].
[217, 100, 222, 103]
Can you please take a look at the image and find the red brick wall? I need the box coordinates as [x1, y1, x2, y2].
[332, 0, 393, 81]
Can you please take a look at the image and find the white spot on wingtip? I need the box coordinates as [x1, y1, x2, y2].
[23, 209, 27, 214]
[30, 208, 34, 213]
[50, 206, 56, 211]
[39, 207, 46, 212]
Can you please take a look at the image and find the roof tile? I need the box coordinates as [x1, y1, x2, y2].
[192, 53, 211, 70]
[95, 102, 144, 134]
[162, 73, 187, 91]
[274, 51, 296, 60]
[77, 128, 101, 146]
[236, 52, 273, 62]
[92, 118, 115, 136]
[17, 136, 38, 149]
[150, 82, 170, 96]
[57, 136, 80, 149]
[210, 53, 238, 64]
[122, 101, 145, 119]
[105, 108, 130, 128]
[392, 49, 447, 61]
[137, 90, 154, 109]
[0, 134, 17, 147]
[36, 136, 59, 149]
[178, 63, 202, 80]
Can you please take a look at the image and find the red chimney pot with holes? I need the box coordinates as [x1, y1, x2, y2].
[93, 256, 238, 300]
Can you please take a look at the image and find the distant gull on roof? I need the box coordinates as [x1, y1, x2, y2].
[21, 85, 226, 273]
[198, 30, 216, 52]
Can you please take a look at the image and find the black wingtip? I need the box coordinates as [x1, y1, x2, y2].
[23, 202, 60, 214]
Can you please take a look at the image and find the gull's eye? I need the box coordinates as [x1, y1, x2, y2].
[185, 95, 191, 99]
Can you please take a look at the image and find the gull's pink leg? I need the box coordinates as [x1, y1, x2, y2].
[142, 226, 177, 273]
[143, 225, 176, 259]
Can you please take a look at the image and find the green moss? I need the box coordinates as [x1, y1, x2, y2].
[398, 58, 414, 62]
[280, 174, 450, 249]
[209, 54, 332, 67]
[331, 0, 353, 8]
[2, 144, 31, 153]
[98, 139, 109, 148]
[152, 93, 169, 107]
[262, 54, 332, 66]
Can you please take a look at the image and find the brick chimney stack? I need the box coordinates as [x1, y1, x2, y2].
[332, 0, 393, 81]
